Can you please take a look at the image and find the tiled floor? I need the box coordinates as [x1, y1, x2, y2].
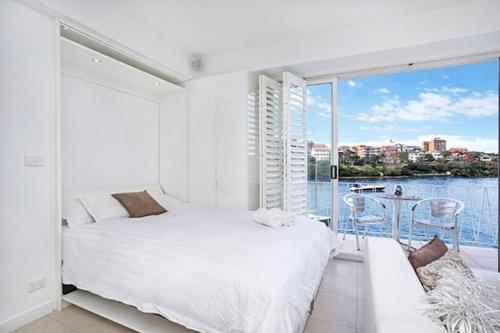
[306, 259, 363, 333]
[14, 305, 135, 333]
[15, 259, 363, 333]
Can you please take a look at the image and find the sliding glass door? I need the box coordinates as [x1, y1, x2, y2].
[306, 81, 338, 230]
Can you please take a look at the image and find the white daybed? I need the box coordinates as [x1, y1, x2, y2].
[62, 202, 340, 333]
[364, 237, 446, 333]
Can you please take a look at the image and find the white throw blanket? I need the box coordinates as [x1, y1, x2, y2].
[253, 208, 297, 227]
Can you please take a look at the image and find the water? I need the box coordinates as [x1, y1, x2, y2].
[308, 177, 499, 248]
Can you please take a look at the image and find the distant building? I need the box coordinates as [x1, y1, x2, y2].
[422, 137, 446, 153]
[432, 137, 446, 153]
[408, 152, 424, 162]
[355, 145, 381, 158]
[383, 145, 398, 156]
[449, 147, 467, 154]
[432, 152, 443, 160]
[311, 143, 331, 161]
[480, 154, 492, 162]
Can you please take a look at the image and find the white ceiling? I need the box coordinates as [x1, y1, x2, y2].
[31, 0, 500, 78]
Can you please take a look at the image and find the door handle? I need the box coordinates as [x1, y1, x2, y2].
[330, 165, 338, 180]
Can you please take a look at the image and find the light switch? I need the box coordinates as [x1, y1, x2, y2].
[24, 156, 44, 167]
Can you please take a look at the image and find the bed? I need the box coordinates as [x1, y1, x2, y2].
[62, 202, 340, 333]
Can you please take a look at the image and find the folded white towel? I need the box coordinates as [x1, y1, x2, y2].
[270, 208, 297, 226]
[252, 208, 282, 228]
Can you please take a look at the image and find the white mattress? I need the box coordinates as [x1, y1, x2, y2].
[62, 204, 341, 333]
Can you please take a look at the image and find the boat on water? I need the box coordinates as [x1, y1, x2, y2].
[349, 183, 385, 192]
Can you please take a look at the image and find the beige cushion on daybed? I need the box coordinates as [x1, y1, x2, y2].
[364, 237, 446, 333]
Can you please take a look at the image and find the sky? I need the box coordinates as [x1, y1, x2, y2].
[307, 60, 499, 153]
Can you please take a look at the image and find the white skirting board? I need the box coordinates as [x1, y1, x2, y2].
[0, 300, 53, 333]
[62, 290, 192, 333]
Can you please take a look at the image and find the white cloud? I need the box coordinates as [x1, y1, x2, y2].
[441, 86, 468, 95]
[442, 74, 450, 80]
[375, 88, 390, 94]
[307, 90, 331, 116]
[347, 80, 357, 87]
[359, 124, 422, 133]
[355, 91, 498, 122]
[421, 86, 468, 95]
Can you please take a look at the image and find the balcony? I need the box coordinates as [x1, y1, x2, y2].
[337, 181, 498, 271]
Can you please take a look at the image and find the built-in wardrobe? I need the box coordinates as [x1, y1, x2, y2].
[186, 72, 260, 210]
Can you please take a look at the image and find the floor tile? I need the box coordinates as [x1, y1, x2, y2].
[305, 318, 356, 333]
[460, 252, 483, 269]
[15, 316, 76, 333]
[471, 255, 498, 271]
[461, 246, 497, 258]
[311, 292, 357, 328]
[319, 272, 357, 297]
[324, 259, 358, 277]
[356, 299, 364, 330]
[340, 234, 367, 253]
[50, 306, 136, 333]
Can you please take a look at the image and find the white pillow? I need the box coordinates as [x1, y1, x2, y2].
[75, 184, 173, 222]
[63, 195, 94, 228]
[147, 187, 183, 209]
[78, 191, 129, 222]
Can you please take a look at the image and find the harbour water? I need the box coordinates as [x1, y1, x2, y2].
[308, 177, 498, 248]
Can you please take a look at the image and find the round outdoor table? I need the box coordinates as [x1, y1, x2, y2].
[376, 194, 421, 242]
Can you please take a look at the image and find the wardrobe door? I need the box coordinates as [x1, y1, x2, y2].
[188, 77, 217, 206]
[215, 71, 248, 210]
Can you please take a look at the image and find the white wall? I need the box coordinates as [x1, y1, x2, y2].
[61, 74, 160, 191]
[160, 91, 189, 201]
[0, 1, 57, 331]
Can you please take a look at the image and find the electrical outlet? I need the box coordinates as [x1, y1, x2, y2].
[27, 277, 47, 293]
[24, 156, 44, 167]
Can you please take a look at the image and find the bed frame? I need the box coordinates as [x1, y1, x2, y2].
[62, 289, 193, 333]
[61, 275, 323, 333]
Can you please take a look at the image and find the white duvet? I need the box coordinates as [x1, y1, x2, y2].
[62, 204, 341, 333]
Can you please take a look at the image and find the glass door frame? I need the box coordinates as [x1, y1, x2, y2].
[306, 77, 339, 232]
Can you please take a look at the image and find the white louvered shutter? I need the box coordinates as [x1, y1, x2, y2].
[283, 72, 307, 215]
[259, 75, 284, 209]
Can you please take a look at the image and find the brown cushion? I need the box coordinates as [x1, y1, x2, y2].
[408, 236, 448, 270]
[112, 191, 166, 218]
